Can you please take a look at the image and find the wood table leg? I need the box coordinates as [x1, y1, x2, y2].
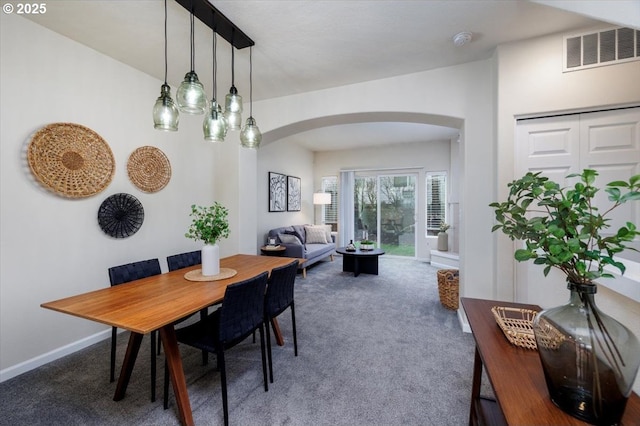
[114, 332, 143, 401]
[271, 318, 284, 346]
[469, 347, 483, 426]
[160, 325, 194, 426]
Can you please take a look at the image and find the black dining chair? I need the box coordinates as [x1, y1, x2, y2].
[264, 260, 299, 383]
[166, 250, 209, 364]
[164, 271, 269, 426]
[166, 250, 201, 271]
[108, 258, 162, 402]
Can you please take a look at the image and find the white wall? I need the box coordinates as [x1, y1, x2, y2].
[0, 15, 218, 379]
[494, 27, 640, 392]
[314, 140, 452, 260]
[256, 141, 315, 247]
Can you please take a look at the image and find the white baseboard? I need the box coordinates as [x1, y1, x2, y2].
[0, 329, 111, 383]
[458, 308, 471, 333]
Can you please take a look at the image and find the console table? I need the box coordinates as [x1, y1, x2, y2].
[461, 297, 640, 425]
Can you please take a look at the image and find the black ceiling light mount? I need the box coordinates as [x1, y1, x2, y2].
[174, 0, 254, 49]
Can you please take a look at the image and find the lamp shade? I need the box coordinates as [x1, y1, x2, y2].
[153, 84, 179, 131]
[240, 116, 262, 149]
[224, 86, 243, 130]
[313, 192, 332, 205]
[176, 71, 208, 114]
[203, 101, 228, 142]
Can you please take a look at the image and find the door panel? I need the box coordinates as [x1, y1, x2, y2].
[515, 114, 580, 183]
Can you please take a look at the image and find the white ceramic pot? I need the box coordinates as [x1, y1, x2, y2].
[437, 232, 448, 251]
[201, 243, 220, 276]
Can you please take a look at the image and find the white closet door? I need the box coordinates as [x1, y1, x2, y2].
[580, 108, 640, 237]
[514, 107, 640, 305]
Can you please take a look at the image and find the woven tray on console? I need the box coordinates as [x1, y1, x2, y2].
[491, 306, 539, 350]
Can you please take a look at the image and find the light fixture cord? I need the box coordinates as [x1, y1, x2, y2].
[231, 43, 235, 86]
[211, 27, 216, 99]
[163, 0, 168, 84]
[189, 0, 195, 71]
[249, 46, 253, 117]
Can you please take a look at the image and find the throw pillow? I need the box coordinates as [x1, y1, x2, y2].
[305, 225, 328, 244]
[292, 225, 307, 244]
[278, 233, 302, 245]
[286, 228, 305, 244]
[321, 224, 332, 242]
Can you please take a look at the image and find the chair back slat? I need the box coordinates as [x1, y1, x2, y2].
[265, 260, 298, 318]
[167, 251, 201, 271]
[219, 271, 268, 344]
[108, 259, 161, 286]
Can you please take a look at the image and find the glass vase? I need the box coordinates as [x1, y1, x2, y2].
[532, 282, 640, 425]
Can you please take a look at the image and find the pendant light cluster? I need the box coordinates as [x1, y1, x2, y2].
[153, 0, 261, 149]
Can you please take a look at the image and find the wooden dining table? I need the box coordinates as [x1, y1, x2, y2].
[41, 254, 302, 426]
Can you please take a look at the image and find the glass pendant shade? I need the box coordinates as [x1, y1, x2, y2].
[224, 86, 243, 130]
[240, 116, 262, 149]
[203, 100, 228, 142]
[153, 84, 179, 131]
[176, 71, 208, 114]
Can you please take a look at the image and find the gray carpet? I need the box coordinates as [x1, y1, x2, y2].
[0, 257, 478, 425]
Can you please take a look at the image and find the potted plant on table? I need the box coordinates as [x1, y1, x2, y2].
[490, 169, 640, 425]
[185, 202, 230, 276]
[359, 239, 375, 251]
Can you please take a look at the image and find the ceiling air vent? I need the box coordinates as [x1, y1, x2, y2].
[564, 27, 639, 72]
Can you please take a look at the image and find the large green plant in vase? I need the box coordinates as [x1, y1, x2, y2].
[185, 203, 230, 276]
[490, 169, 640, 425]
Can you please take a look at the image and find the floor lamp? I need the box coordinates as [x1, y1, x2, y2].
[313, 192, 331, 225]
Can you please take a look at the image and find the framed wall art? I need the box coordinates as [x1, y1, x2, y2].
[287, 175, 301, 211]
[269, 172, 287, 212]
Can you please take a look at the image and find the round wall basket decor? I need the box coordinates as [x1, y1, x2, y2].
[98, 193, 144, 238]
[127, 146, 171, 193]
[27, 123, 115, 198]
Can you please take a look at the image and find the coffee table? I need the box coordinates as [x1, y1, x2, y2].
[336, 247, 385, 277]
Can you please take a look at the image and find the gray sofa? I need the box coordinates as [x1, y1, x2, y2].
[267, 224, 335, 277]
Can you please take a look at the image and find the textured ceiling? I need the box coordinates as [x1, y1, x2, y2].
[23, 1, 610, 150]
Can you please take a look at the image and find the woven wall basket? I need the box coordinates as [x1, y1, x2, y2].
[127, 146, 171, 193]
[27, 123, 115, 198]
[97, 193, 144, 238]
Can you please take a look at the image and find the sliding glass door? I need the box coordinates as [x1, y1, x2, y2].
[353, 173, 416, 256]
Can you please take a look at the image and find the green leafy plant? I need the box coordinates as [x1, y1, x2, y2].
[489, 169, 640, 284]
[439, 222, 450, 233]
[185, 203, 230, 245]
